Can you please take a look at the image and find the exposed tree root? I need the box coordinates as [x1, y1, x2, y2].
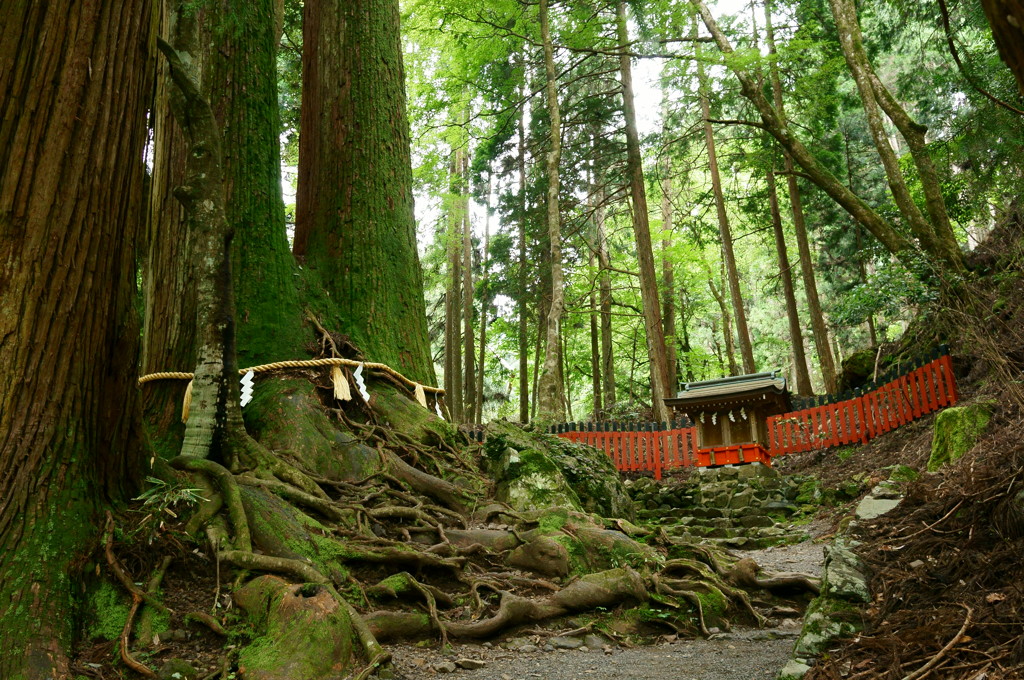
[217, 549, 328, 583]
[727, 557, 821, 596]
[171, 456, 251, 551]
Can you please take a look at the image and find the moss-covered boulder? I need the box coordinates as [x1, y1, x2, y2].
[483, 421, 634, 519]
[235, 576, 354, 680]
[838, 347, 877, 392]
[928, 401, 994, 472]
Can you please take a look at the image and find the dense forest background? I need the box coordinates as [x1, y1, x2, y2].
[1, 0, 1022, 678]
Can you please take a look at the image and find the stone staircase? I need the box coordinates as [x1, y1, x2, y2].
[626, 465, 809, 549]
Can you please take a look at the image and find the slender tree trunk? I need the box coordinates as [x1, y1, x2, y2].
[461, 150, 476, 424]
[709, 274, 740, 376]
[661, 155, 679, 392]
[589, 255, 603, 419]
[595, 174, 616, 413]
[0, 2, 152, 674]
[618, 2, 672, 421]
[294, 0, 434, 383]
[444, 152, 464, 422]
[518, 97, 531, 423]
[696, 25, 756, 375]
[476, 175, 492, 424]
[766, 168, 813, 394]
[764, 0, 838, 393]
[536, 0, 566, 422]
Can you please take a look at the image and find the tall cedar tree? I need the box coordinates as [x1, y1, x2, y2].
[0, 2, 153, 676]
[294, 0, 435, 385]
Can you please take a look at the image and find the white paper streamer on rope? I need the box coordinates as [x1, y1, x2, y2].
[699, 412, 705, 423]
[711, 412, 717, 425]
[434, 399, 444, 420]
[740, 407, 747, 420]
[331, 365, 352, 401]
[728, 410, 735, 422]
[240, 370, 255, 407]
[414, 383, 428, 408]
[353, 363, 370, 402]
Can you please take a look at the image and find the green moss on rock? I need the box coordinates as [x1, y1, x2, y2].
[928, 401, 994, 472]
[484, 421, 633, 519]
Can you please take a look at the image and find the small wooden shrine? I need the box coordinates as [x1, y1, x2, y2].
[664, 370, 791, 466]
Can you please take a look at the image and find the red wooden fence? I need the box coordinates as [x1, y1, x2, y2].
[473, 350, 958, 479]
[766, 353, 958, 455]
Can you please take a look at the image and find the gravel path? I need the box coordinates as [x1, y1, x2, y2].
[388, 531, 827, 680]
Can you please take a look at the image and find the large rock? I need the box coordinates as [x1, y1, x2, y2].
[234, 576, 353, 680]
[928, 401, 994, 472]
[483, 421, 634, 519]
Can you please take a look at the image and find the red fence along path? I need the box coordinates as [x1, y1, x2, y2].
[473, 349, 960, 480]
[766, 352, 958, 455]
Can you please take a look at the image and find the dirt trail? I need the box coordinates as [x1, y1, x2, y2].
[388, 535, 826, 680]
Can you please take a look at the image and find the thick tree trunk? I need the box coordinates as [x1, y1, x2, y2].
[143, 13, 196, 456]
[618, 1, 672, 422]
[766, 168, 813, 395]
[696, 29, 756, 375]
[294, 0, 434, 384]
[145, 0, 303, 457]
[764, 0, 838, 393]
[536, 0, 566, 423]
[0, 2, 152, 675]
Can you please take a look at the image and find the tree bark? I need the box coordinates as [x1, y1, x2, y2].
[0, 2, 152, 675]
[445, 151, 464, 423]
[618, 1, 672, 422]
[461, 148, 477, 424]
[695, 24, 756, 375]
[477, 175, 492, 424]
[536, 0, 567, 423]
[766, 168, 813, 395]
[595, 166, 616, 413]
[518, 92, 531, 423]
[661, 143, 679, 392]
[294, 0, 434, 384]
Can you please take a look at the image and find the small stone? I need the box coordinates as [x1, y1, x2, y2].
[434, 661, 458, 673]
[551, 636, 585, 649]
[707, 627, 721, 635]
[603, 645, 613, 655]
[909, 559, 925, 569]
[456, 658, 487, 670]
[579, 646, 590, 652]
[521, 644, 539, 653]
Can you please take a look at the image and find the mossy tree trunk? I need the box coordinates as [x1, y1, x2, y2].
[0, 2, 153, 676]
[294, 0, 435, 385]
[536, 0, 567, 423]
[143, 0, 305, 459]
